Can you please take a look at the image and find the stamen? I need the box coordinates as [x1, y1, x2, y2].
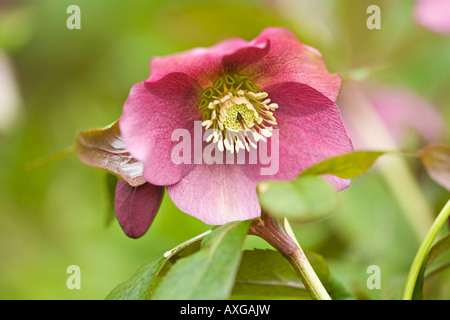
[199, 73, 277, 153]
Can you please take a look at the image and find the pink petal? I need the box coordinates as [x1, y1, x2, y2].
[241, 27, 342, 102]
[338, 82, 445, 150]
[323, 175, 351, 191]
[243, 82, 353, 190]
[166, 164, 261, 225]
[120, 73, 200, 186]
[367, 87, 445, 144]
[149, 37, 268, 88]
[114, 180, 164, 239]
[414, 0, 450, 34]
[221, 39, 270, 74]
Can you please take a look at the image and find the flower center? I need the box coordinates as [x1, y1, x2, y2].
[198, 74, 278, 153]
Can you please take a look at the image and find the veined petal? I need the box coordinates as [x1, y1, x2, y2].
[243, 82, 353, 190]
[149, 38, 250, 88]
[166, 164, 261, 225]
[120, 73, 201, 186]
[149, 34, 272, 89]
[241, 27, 342, 102]
[221, 39, 270, 74]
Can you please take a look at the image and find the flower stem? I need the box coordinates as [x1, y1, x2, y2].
[26, 145, 76, 170]
[402, 197, 450, 300]
[250, 214, 331, 300]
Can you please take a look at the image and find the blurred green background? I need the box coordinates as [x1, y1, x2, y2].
[0, 0, 449, 299]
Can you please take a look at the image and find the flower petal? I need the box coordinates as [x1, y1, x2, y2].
[148, 38, 251, 88]
[221, 39, 270, 74]
[414, 0, 450, 34]
[243, 82, 353, 190]
[114, 179, 164, 239]
[120, 73, 201, 186]
[166, 164, 261, 225]
[149, 32, 273, 88]
[241, 27, 342, 102]
[338, 82, 445, 150]
[367, 87, 445, 145]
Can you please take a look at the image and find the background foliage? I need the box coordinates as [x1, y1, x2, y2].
[0, 0, 449, 299]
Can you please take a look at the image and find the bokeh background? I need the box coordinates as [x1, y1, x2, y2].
[1, 0, 449, 299]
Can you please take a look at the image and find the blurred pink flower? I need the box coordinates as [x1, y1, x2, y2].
[339, 82, 445, 150]
[414, 0, 450, 34]
[119, 27, 353, 225]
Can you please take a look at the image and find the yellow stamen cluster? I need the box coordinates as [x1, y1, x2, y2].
[199, 74, 278, 153]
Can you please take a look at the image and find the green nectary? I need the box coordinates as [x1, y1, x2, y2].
[199, 74, 278, 153]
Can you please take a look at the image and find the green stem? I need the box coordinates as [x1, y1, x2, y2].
[250, 214, 331, 300]
[26, 145, 76, 170]
[402, 197, 450, 300]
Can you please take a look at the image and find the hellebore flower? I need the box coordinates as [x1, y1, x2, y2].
[414, 0, 450, 35]
[119, 27, 353, 227]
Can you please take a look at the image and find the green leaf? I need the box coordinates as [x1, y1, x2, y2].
[152, 220, 251, 300]
[257, 176, 339, 222]
[76, 120, 146, 187]
[105, 230, 211, 300]
[412, 233, 450, 300]
[419, 144, 450, 191]
[302, 250, 354, 300]
[231, 249, 354, 300]
[299, 151, 387, 179]
[231, 249, 309, 299]
[327, 273, 355, 300]
[106, 253, 167, 300]
[305, 250, 331, 291]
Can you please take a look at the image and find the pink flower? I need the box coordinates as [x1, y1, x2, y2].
[119, 27, 352, 226]
[414, 0, 450, 34]
[339, 81, 445, 150]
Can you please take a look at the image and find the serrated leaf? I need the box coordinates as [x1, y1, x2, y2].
[299, 151, 386, 179]
[257, 176, 339, 222]
[76, 120, 146, 187]
[412, 233, 450, 300]
[303, 250, 353, 300]
[305, 250, 331, 289]
[105, 230, 211, 300]
[106, 253, 167, 300]
[231, 249, 309, 299]
[419, 144, 450, 191]
[231, 249, 354, 300]
[328, 273, 355, 300]
[152, 220, 251, 300]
